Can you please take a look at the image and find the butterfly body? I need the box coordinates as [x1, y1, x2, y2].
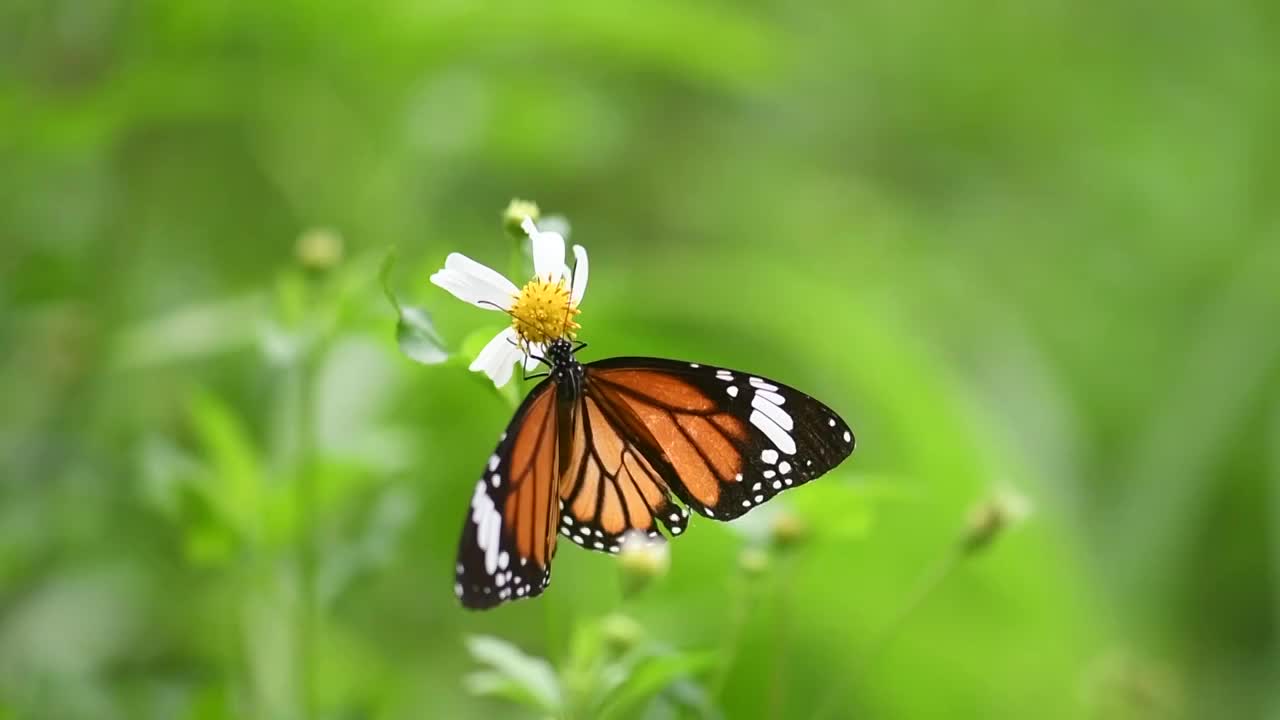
[455, 338, 854, 609]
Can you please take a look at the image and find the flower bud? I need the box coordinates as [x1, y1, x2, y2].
[738, 546, 770, 577]
[617, 531, 669, 596]
[502, 199, 540, 239]
[600, 613, 645, 654]
[295, 227, 343, 271]
[769, 509, 809, 551]
[960, 488, 1032, 554]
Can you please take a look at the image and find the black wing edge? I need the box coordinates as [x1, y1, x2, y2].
[455, 377, 558, 610]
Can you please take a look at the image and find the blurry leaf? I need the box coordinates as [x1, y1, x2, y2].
[465, 635, 562, 713]
[317, 485, 419, 606]
[597, 651, 717, 720]
[381, 250, 450, 365]
[187, 390, 263, 543]
[110, 293, 263, 369]
[137, 434, 204, 519]
[464, 671, 561, 714]
[396, 306, 449, 365]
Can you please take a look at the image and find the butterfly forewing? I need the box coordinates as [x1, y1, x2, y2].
[585, 358, 855, 521]
[454, 379, 561, 609]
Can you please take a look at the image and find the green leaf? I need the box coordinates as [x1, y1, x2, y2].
[464, 635, 562, 713]
[596, 651, 717, 720]
[186, 390, 264, 543]
[396, 306, 449, 365]
[380, 249, 450, 365]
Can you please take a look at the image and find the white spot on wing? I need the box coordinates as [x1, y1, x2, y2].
[779, 461, 791, 474]
[727, 386, 739, 398]
[749, 377, 779, 391]
[470, 481, 503, 576]
[761, 449, 779, 464]
[844, 431, 852, 443]
[757, 389, 785, 405]
[751, 409, 797, 454]
[752, 394, 793, 432]
[488, 454, 500, 471]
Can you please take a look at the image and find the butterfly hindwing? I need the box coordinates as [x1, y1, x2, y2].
[454, 379, 561, 609]
[554, 391, 691, 555]
[584, 358, 854, 522]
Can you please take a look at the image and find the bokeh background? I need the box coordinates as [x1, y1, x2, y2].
[3, 1, 1278, 718]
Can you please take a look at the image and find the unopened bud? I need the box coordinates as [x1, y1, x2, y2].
[295, 227, 343, 271]
[502, 199, 541, 239]
[738, 547, 770, 576]
[960, 488, 1031, 554]
[769, 510, 809, 550]
[617, 531, 669, 596]
[601, 613, 644, 654]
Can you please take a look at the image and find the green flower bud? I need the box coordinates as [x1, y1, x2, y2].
[600, 613, 645, 655]
[295, 227, 343, 271]
[769, 510, 809, 550]
[502, 199, 541, 239]
[738, 546, 770, 577]
[960, 488, 1032, 554]
[617, 531, 669, 596]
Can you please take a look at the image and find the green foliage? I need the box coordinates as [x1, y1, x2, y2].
[465, 618, 715, 720]
[2, 0, 1277, 718]
[381, 251, 450, 366]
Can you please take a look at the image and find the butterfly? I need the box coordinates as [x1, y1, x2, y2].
[454, 336, 855, 609]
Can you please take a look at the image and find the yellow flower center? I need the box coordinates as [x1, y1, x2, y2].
[509, 277, 580, 346]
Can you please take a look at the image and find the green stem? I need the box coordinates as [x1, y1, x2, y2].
[709, 571, 755, 700]
[295, 324, 327, 720]
[769, 554, 797, 719]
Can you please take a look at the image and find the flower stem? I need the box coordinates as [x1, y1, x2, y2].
[296, 347, 320, 720]
[769, 553, 798, 719]
[709, 571, 756, 701]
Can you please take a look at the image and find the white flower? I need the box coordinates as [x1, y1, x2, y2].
[430, 217, 589, 387]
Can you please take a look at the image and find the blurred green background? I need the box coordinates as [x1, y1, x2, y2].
[3, 1, 1278, 718]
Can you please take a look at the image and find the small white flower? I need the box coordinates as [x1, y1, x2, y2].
[430, 217, 589, 387]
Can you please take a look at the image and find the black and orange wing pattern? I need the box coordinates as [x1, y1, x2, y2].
[454, 378, 562, 609]
[553, 385, 692, 554]
[584, 358, 854, 523]
[455, 353, 854, 607]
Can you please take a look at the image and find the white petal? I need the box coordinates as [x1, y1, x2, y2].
[430, 253, 518, 310]
[570, 244, 588, 306]
[524, 342, 545, 372]
[469, 327, 523, 387]
[531, 230, 567, 283]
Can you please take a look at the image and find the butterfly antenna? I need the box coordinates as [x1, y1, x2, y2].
[478, 298, 516, 317]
